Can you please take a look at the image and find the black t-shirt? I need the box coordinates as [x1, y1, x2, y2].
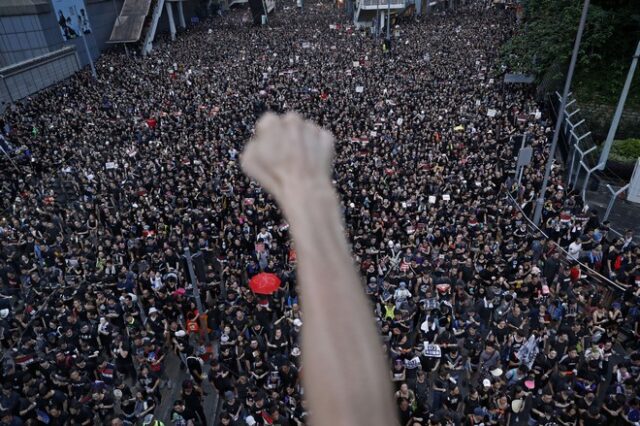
[222, 399, 242, 416]
[582, 413, 606, 426]
[186, 356, 203, 379]
[532, 397, 555, 421]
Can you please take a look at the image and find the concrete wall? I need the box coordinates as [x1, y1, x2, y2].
[0, 46, 79, 109]
[0, 0, 201, 109]
[0, 14, 52, 67]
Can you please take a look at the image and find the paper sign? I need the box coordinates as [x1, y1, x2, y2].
[397, 118, 404, 126]
[428, 196, 436, 204]
[370, 131, 377, 137]
[487, 109, 497, 118]
[442, 194, 451, 201]
[302, 42, 310, 48]
[355, 86, 364, 93]
[105, 162, 117, 170]
[475, 100, 481, 106]
[353, 61, 360, 68]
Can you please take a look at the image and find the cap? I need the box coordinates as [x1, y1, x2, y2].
[148, 307, 158, 314]
[482, 379, 491, 387]
[175, 330, 186, 337]
[224, 391, 235, 401]
[473, 407, 484, 416]
[490, 368, 503, 377]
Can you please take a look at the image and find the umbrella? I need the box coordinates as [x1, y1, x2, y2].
[249, 273, 281, 295]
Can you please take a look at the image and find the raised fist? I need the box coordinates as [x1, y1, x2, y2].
[241, 112, 334, 203]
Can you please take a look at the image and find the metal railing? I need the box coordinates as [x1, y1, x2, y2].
[504, 190, 626, 294]
[550, 91, 626, 237]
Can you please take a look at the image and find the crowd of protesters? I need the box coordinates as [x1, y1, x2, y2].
[0, 0, 639, 425]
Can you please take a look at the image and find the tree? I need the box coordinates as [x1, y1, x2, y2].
[500, 0, 637, 77]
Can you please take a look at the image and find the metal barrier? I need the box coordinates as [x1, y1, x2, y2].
[504, 190, 626, 294]
[550, 91, 628, 239]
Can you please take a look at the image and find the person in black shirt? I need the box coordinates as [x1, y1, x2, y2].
[181, 381, 207, 426]
[531, 393, 555, 425]
[222, 391, 243, 423]
[171, 399, 198, 426]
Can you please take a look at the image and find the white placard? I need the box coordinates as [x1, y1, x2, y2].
[487, 109, 497, 118]
[355, 86, 364, 93]
[442, 194, 451, 201]
[353, 61, 360, 68]
[105, 162, 117, 170]
[428, 196, 436, 204]
[397, 118, 404, 126]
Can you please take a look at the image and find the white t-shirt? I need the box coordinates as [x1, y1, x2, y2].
[568, 241, 582, 259]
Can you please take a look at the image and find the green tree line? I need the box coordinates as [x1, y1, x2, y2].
[501, 0, 640, 106]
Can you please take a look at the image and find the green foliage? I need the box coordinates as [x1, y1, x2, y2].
[500, 0, 640, 108]
[597, 139, 640, 163]
[609, 139, 640, 162]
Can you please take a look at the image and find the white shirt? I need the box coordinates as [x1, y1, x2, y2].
[568, 241, 582, 259]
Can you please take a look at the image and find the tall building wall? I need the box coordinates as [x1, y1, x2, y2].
[0, 0, 202, 110]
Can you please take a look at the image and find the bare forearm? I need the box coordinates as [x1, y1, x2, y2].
[284, 183, 397, 426]
[241, 112, 398, 426]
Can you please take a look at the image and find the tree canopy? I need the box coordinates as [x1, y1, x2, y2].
[500, 0, 640, 106]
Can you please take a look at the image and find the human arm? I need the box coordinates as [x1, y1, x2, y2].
[241, 112, 397, 426]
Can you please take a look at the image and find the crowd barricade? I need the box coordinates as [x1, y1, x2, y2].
[504, 190, 627, 296]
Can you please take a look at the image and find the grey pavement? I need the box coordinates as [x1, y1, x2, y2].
[585, 186, 640, 237]
[147, 351, 220, 425]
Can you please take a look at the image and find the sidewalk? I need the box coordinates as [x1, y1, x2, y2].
[585, 184, 640, 238]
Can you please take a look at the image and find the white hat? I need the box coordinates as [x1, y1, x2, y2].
[0, 309, 9, 319]
[175, 330, 186, 337]
[293, 319, 303, 328]
[490, 368, 503, 377]
[148, 307, 158, 315]
[482, 378, 491, 387]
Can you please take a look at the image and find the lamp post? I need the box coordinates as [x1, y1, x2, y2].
[532, 0, 590, 225]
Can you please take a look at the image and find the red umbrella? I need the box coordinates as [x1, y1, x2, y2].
[249, 273, 281, 295]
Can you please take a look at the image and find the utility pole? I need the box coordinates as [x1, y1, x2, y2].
[533, 0, 590, 225]
[183, 247, 210, 344]
[597, 39, 640, 169]
[386, 0, 391, 40]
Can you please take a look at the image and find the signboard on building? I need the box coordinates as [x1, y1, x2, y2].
[51, 0, 92, 41]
